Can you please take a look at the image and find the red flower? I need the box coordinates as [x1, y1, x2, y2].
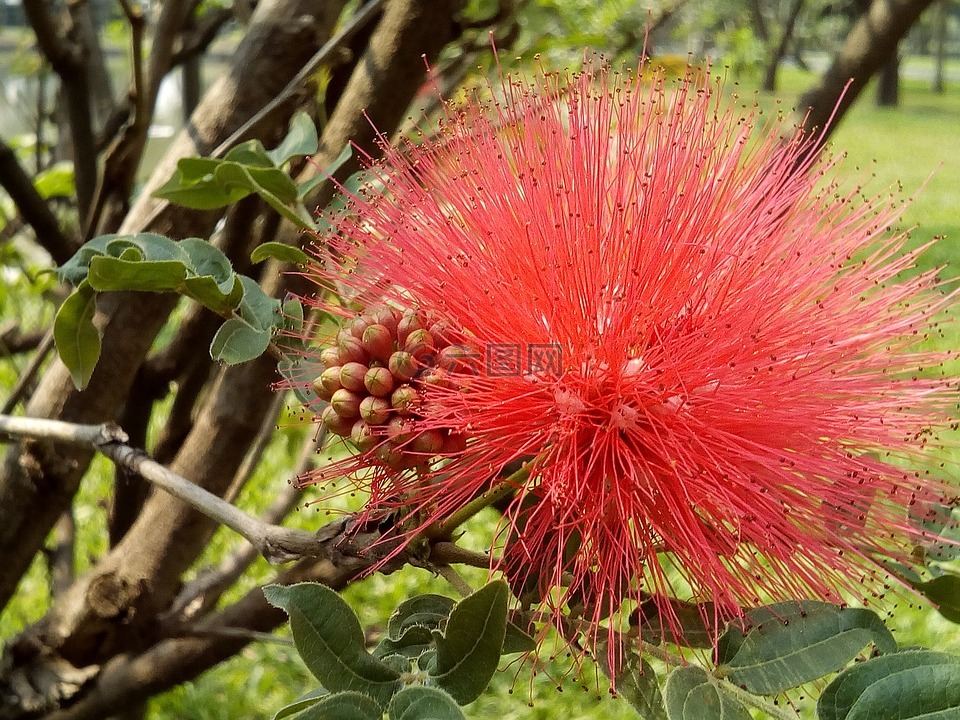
[297, 59, 957, 649]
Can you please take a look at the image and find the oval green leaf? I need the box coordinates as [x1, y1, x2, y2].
[53, 283, 101, 390]
[268, 111, 320, 166]
[388, 686, 466, 720]
[251, 242, 312, 266]
[86, 256, 188, 292]
[263, 583, 401, 707]
[388, 595, 456, 641]
[237, 275, 281, 331]
[273, 688, 328, 720]
[916, 574, 960, 624]
[430, 580, 508, 705]
[210, 318, 271, 365]
[286, 691, 383, 720]
[818, 650, 960, 720]
[600, 649, 666, 720]
[719, 602, 896, 695]
[663, 666, 751, 720]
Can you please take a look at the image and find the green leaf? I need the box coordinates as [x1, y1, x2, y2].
[388, 595, 456, 641]
[179, 238, 243, 313]
[818, 650, 960, 720]
[718, 602, 896, 695]
[86, 255, 188, 292]
[153, 158, 248, 209]
[57, 233, 189, 285]
[268, 111, 320, 166]
[284, 691, 384, 720]
[263, 583, 402, 707]
[388, 687, 466, 720]
[251, 242, 311, 266]
[430, 581, 508, 705]
[604, 651, 666, 720]
[297, 144, 354, 198]
[502, 620, 536, 655]
[179, 237, 234, 283]
[273, 688, 328, 720]
[210, 318, 271, 365]
[224, 139, 276, 167]
[663, 666, 751, 720]
[53, 282, 101, 390]
[374, 624, 436, 664]
[637, 597, 717, 649]
[33, 161, 74, 198]
[915, 574, 960, 623]
[236, 275, 282, 331]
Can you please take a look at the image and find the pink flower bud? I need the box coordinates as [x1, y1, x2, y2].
[404, 328, 435, 360]
[396, 313, 424, 345]
[386, 415, 414, 444]
[320, 346, 342, 369]
[312, 366, 341, 401]
[369, 305, 400, 335]
[388, 351, 418, 381]
[349, 314, 374, 339]
[362, 323, 395, 363]
[331, 388, 363, 419]
[364, 366, 395, 397]
[360, 395, 391, 425]
[338, 334, 369, 365]
[350, 420, 377, 452]
[390, 385, 420, 415]
[321, 404, 353, 437]
[410, 429, 444, 455]
[339, 362, 369, 392]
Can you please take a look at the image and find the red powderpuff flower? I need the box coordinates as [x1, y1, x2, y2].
[296, 59, 958, 648]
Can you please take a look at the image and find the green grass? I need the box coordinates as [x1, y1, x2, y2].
[3, 58, 960, 720]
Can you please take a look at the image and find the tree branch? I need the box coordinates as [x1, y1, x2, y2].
[0, 414, 326, 564]
[0, 139, 75, 265]
[22, 0, 98, 224]
[797, 0, 936, 154]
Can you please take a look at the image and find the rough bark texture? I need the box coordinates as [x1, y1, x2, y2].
[0, 0, 345, 615]
[797, 0, 935, 149]
[0, 1, 457, 717]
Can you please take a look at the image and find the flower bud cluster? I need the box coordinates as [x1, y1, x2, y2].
[312, 305, 469, 469]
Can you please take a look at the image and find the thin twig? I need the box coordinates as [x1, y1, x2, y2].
[435, 564, 474, 597]
[427, 464, 529, 539]
[2, 330, 65, 414]
[0, 413, 320, 563]
[209, 0, 387, 159]
[168, 427, 324, 620]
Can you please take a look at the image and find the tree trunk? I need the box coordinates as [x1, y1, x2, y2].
[796, 0, 935, 155]
[875, 51, 901, 105]
[932, 0, 947, 93]
[0, 0, 346, 613]
[762, 0, 807, 92]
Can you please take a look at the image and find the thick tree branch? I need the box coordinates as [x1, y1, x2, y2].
[0, 414, 330, 563]
[797, 0, 935, 153]
[0, 139, 75, 265]
[0, 0, 347, 612]
[22, 1, 98, 225]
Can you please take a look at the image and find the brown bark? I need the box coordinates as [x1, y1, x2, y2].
[0, 0, 346, 612]
[22, 1, 98, 225]
[1, 1, 457, 717]
[797, 0, 935, 152]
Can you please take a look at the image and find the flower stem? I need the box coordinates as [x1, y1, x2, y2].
[426, 464, 530, 539]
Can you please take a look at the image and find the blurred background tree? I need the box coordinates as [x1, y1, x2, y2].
[0, 1, 957, 718]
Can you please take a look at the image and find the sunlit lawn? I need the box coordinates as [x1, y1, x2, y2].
[2, 58, 959, 720]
